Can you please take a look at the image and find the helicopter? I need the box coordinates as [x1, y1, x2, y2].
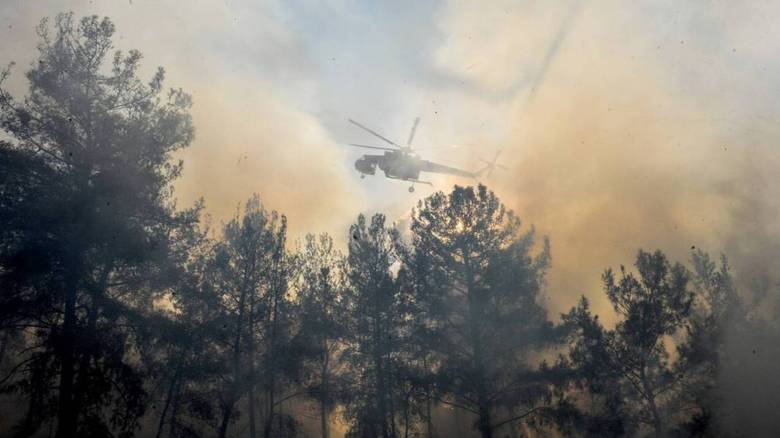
[348, 117, 506, 192]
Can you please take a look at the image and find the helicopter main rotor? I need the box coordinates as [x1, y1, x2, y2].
[348, 118, 420, 154]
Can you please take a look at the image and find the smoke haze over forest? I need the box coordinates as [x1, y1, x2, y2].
[1, 1, 780, 437]
[3, 0, 779, 316]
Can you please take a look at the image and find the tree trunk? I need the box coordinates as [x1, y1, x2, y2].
[167, 373, 183, 438]
[641, 366, 664, 438]
[424, 356, 434, 438]
[262, 383, 278, 438]
[222, 263, 252, 438]
[263, 365, 276, 438]
[264, 259, 283, 438]
[249, 385, 257, 438]
[646, 387, 663, 438]
[477, 395, 493, 438]
[218, 402, 235, 438]
[464, 253, 492, 438]
[156, 354, 184, 438]
[403, 392, 411, 438]
[0, 332, 9, 366]
[374, 311, 390, 438]
[249, 295, 257, 438]
[155, 367, 175, 437]
[320, 285, 332, 438]
[55, 277, 78, 438]
[263, 352, 277, 436]
[219, 302, 245, 438]
[320, 400, 329, 438]
[388, 377, 397, 438]
[426, 395, 434, 438]
[320, 353, 330, 438]
[649, 396, 663, 437]
[71, 297, 100, 432]
[388, 376, 397, 438]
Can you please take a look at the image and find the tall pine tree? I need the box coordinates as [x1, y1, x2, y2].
[408, 185, 557, 438]
[0, 13, 196, 437]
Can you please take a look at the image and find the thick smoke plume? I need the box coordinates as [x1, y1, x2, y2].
[2, 0, 779, 435]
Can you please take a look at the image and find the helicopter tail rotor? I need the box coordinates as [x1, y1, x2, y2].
[478, 150, 508, 177]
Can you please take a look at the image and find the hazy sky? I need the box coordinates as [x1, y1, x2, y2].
[2, 0, 779, 318]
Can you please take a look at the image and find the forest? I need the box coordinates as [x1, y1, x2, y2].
[1, 13, 779, 438]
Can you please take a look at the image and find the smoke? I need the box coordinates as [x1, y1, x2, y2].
[172, 81, 364, 238]
[0, 0, 367, 240]
[434, 1, 780, 433]
[3, 0, 777, 315]
[433, 0, 780, 320]
[521, 0, 583, 105]
[2, 0, 780, 433]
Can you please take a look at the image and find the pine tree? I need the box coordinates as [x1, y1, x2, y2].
[210, 195, 291, 438]
[565, 250, 694, 437]
[408, 185, 556, 438]
[296, 233, 347, 438]
[0, 13, 195, 437]
[342, 213, 406, 438]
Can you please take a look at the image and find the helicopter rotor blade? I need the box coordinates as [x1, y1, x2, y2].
[492, 151, 508, 169]
[407, 117, 420, 148]
[348, 143, 397, 152]
[348, 119, 402, 148]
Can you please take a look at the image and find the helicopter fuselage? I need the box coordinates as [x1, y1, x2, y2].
[355, 151, 421, 181]
[347, 117, 497, 191]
